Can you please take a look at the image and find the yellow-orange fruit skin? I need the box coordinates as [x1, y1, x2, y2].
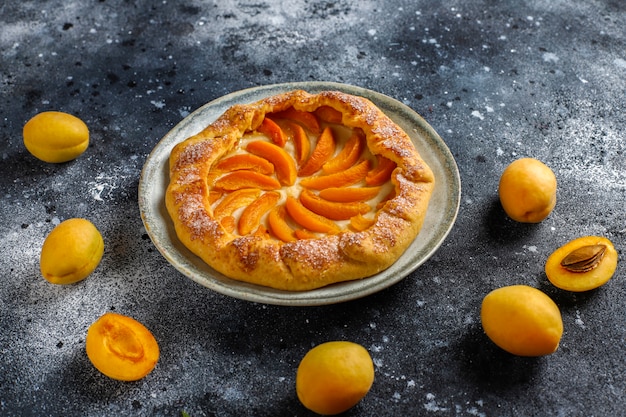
[23, 111, 89, 163]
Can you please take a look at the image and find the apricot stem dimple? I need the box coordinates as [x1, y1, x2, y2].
[102, 321, 144, 362]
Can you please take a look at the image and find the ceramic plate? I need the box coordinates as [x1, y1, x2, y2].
[139, 82, 460, 306]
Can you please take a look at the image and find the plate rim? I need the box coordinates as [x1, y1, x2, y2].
[139, 81, 461, 306]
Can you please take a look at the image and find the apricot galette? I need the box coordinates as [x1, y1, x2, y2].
[166, 90, 435, 291]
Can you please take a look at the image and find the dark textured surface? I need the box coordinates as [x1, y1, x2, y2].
[1, 1, 624, 416]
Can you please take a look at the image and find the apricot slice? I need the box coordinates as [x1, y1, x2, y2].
[271, 107, 321, 134]
[214, 170, 281, 191]
[285, 196, 340, 234]
[283, 121, 310, 165]
[299, 189, 370, 221]
[23, 111, 89, 163]
[350, 214, 376, 232]
[215, 153, 275, 175]
[246, 140, 297, 186]
[238, 191, 281, 235]
[257, 117, 287, 147]
[208, 190, 223, 204]
[545, 236, 618, 292]
[319, 186, 382, 203]
[86, 312, 159, 381]
[322, 130, 365, 174]
[365, 156, 397, 186]
[300, 159, 370, 190]
[268, 205, 296, 242]
[40, 218, 104, 285]
[295, 229, 318, 240]
[314, 106, 343, 124]
[213, 188, 261, 221]
[298, 127, 336, 177]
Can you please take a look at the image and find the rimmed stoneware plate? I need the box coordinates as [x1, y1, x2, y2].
[139, 82, 460, 306]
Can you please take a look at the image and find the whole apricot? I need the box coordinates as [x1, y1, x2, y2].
[23, 111, 89, 163]
[498, 158, 557, 223]
[545, 236, 618, 292]
[481, 285, 563, 356]
[86, 312, 160, 381]
[296, 341, 374, 415]
[40, 218, 104, 284]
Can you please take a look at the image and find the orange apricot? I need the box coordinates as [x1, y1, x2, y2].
[322, 131, 365, 174]
[365, 156, 397, 186]
[238, 191, 281, 235]
[86, 312, 159, 381]
[318, 186, 382, 203]
[246, 140, 297, 186]
[314, 106, 343, 124]
[257, 117, 287, 147]
[299, 189, 370, 221]
[268, 205, 296, 242]
[215, 153, 275, 175]
[285, 196, 340, 234]
[213, 188, 261, 220]
[545, 236, 618, 292]
[300, 159, 370, 190]
[214, 170, 281, 191]
[295, 229, 318, 240]
[271, 107, 321, 134]
[208, 190, 223, 204]
[298, 127, 336, 177]
[283, 120, 311, 165]
[350, 214, 376, 231]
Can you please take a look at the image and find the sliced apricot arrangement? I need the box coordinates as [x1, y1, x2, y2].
[86, 312, 159, 381]
[545, 236, 618, 292]
[207, 103, 402, 243]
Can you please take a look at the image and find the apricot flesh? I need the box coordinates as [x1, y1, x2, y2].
[40, 218, 104, 284]
[498, 158, 557, 223]
[23, 111, 89, 163]
[545, 236, 618, 292]
[481, 285, 563, 356]
[86, 312, 159, 381]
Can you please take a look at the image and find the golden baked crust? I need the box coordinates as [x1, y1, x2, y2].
[165, 90, 435, 291]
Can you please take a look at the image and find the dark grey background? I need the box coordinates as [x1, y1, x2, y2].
[1, 1, 624, 416]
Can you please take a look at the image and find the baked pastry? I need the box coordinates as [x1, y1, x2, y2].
[166, 90, 435, 291]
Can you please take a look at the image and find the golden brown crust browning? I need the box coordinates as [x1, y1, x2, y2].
[166, 90, 435, 291]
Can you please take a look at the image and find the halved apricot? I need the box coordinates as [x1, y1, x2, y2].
[86, 312, 159, 381]
[285, 196, 341, 234]
[257, 117, 287, 147]
[298, 127, 336, 177]
[283, 121, 311, 166]
[365, 156, 397, 186]
[318, 186, 381, 203]
[238, 191, 281, 235]
[213, 188, 261, 220]
[300, 159, 370, 190]
[215, 153, 275, 175]
[268, 205, 296, 242]
[272, 107, 320, 134]
[350, 214, 376, 232]
[299, 189, 370, 221]
[314, 106, 343, 124]
[322, 130, 365, 174]
[545, 236, 618, 292]
[214, 170, 281, 191]
[246, 140, 297, 186]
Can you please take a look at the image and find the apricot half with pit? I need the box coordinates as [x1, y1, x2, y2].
[86, 312, 159, 381]
[40, 218, 104, 284]
[23, 111, 89, 163]
[545, 236, 618, 292]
